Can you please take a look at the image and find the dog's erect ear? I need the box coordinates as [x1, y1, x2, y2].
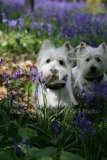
[63, 42, 75, 62]
[63, 42, 74, 55]
[99, 42, 107, 52]
[80, 42, 87, 51]
[40, 39, 55, 51]
[76, 42, 88, 58]
[63, 42, 73, 52]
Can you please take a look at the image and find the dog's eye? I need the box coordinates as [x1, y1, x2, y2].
[86, 58, 90, 62]
[96, 57, 101, 62]
[59, 60, 64, 65]
[46, 59, 51, 63]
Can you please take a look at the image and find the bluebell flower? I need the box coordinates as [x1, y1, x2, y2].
[30, 66, 44, 83]
[18, 18, 24, 30]
[9, 92, 15, 107]
[80, 115, 91, 133]
[38, 71, 44, 83]
[62, 75, 68, 83]
[2, 18, 8, 23]
[19, 103, 25, 108]
[47, 23, 53, 35]
[30, 22, 38, 29]
[70, 112, 95, 137]
[22, 138, 28, 144]
[79, 134, 84, 140]
[30, 65, 36, 71]
[13, 69, 21, 81]
[51, 121, 59, 133]
[40, 22, 46, 31]
[8, 19, 17, 29]
[2, 12, 8, 23]
[2, 73, 12, 88]
[2, 73, 9, 80]
[13, 140, 24, 155]
[82, 82, 87, 87]
[34, 82, 39, 96]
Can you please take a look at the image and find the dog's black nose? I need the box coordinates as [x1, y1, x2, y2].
[50, 68, 57, 75]
[90, 65, 97, 72]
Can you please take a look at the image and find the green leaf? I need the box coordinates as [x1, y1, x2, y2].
[39, 156, 52, 160]
[25, 82, 33, 93]
[0, 135, 5, 142]
[27, 147, 57, 160]
[0, 151, 18, 160]
[39, 147, 57, 158]
[18, 127, 38, 139]
[60, 151, 84, 160]
[27, 147, 40, 160]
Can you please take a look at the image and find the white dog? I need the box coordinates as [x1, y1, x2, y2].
[34, 40, 78, 108]
[72, 42, 107, 96]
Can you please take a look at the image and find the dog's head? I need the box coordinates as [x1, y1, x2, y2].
[37, 40, 73, 85]
[76, 42, 107, 78]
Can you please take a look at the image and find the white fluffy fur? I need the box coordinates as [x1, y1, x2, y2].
[72, 42, 107, 95]
[35, 40, 78, 108]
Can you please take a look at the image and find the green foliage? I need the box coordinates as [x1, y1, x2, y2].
[0, 150, 18, 160]
[18, 127, 38, 139]
[60, 151, 84, 160]
[27, 147, 57, 160]
[0, 31, 42, 54]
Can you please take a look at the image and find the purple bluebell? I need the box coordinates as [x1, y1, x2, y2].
[80, 115, 91, 133]
[62, 75, 68, 83]
[18, 18, 24, 30]
[9, 92, 15, 107]
[8, 19, 17, 29]
[19, 103, 25, 107]
[30, 66, 44, 83]
[0, 58, 3, 65]
[79, 134, 84, 140]
[34, 82, 39, 96]
[70, 112, 95, 137]
[40, 22, 46, 31]
[13, 69, 21, 81]
[30, 22, 38, 29]
[47, 23, 53, 35]
[38, 71, 44, 83]
[22, 138, 28, 144]
[13, 140, 24, 155]
[51, 121, 59, 133]
[2, 12, 8, 23]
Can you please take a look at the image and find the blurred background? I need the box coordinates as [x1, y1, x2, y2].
[0, 0, 107, 55]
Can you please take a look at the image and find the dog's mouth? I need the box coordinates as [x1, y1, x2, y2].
[45, 75, 59, 84]
[45, 83, 66, 90]
[88, 70, 101, 77]
[90, 70, 98, 74]
[84, 74, 104, 82]
[44, 75, 67, 90]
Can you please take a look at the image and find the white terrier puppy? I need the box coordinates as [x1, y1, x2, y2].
[72, 42, 107, 96]
[34, 40, 78, 108]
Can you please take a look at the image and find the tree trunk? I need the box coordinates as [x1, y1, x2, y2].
[24, 0, 34, 13]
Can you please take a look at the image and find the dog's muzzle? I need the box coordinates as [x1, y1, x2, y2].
[90, 65, 97, 73]
[84, 74, 104, 82]
[45, 83, 66, 90]
[40, 72, 67, 90]
[50, 68, 58, 75]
